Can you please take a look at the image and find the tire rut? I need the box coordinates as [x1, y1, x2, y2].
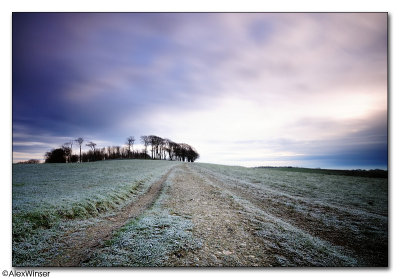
[49, 167, 175, 267]
[164, 164, 274, 266]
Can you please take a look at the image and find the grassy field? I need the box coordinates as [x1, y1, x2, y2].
[12, 160, 388, 267]
[256, 166, 388, 178]
[195, 163, 388, 266]
[12, 160, 180, 266]
[200, 164, 388, 216]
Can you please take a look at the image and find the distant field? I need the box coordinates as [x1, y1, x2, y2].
[12, 160, 388, 267]
[256, 166, 388, 178]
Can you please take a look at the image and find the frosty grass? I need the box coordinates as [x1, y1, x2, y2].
[12, 160, 180, 266]
[12, 160, 388, 266]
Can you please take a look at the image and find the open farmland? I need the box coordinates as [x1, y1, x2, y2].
[12, 160, 180, 266]
[12, 160, 388, 267]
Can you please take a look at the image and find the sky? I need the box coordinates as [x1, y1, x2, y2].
[12, 12, 388, 169]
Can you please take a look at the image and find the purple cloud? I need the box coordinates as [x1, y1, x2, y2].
[13, 13, 387, 168]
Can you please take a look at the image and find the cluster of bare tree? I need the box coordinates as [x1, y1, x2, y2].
[140, 135, 199, 162]
[44, 135, 199, 163]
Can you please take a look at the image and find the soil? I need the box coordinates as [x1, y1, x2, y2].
[164, 164, 276, 266]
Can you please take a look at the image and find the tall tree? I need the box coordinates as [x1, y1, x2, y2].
[164, 139, 174, 160]
[115, 146, 121, 158]
[140, 135, 149, 158]
[126, 136, 135, 159]
[107, 146, 112, 159]
[75, 137, 84, 163]
[85, 141, 97, 162]
[148, 135, 158, 159]
[63, 141, 73, 162]
[62, 143, 72, 163]
[186, 145, 199, 162]
[154, 136, 164, 159]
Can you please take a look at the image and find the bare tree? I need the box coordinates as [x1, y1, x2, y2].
[140, 135, 149, 158]
[63, 141, 73, 163]
[153, 136, 164, 159]
[165, 139, 177, 160]
[86, 141, 97, 162]
[86, 141, 97, 151]
[186, 145, 199, 162]
[126, 136, 135, 159]
[46, 135, 199, 163]
[107, 146, 112, 159]
[62, 143, 72, 163]
[115, 146, 121, 158]
[147, 135, 158, 159]
[75, 137, 84, 163]
[161, 138, 169, 160]
[147, 135, 163, 159]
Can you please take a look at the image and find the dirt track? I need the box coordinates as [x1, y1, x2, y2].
[164, 164, 275, 266]
[48, 163, 385, 267]
[49, 168, 174, 267]
[163, 164, 382, 266]
[50, 163, 275, 267]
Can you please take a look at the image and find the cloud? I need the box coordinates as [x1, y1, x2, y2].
[12, 13, 387, 168]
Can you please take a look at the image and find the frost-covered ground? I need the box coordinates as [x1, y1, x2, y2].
[192, 163, 388, 266]
[12, 160, 388, 267]
[85, 168, 202, 267]
[12, 160, 180, 266]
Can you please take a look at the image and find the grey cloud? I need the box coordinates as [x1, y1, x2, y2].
[13, 13, 387, 168]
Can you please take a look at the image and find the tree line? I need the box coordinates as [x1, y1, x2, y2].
[44, 135, 199, 163]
